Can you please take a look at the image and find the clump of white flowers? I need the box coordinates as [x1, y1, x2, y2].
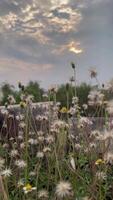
[55, 181, 73, 198]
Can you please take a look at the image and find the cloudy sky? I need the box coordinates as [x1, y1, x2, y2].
[0, 0, 113, 88]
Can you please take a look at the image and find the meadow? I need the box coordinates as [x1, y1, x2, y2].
[0, 65, 113, 200]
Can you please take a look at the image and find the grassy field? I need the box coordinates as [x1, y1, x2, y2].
[0, 74, 113, 200]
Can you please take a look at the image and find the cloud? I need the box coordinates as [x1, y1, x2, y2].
[0, 57, 53, 73]
[52, 41, 83, 55]
[0, 0, 82, 43]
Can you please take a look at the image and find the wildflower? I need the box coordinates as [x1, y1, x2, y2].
[15, 160, 26, 169]
[20, 101, 27, 108]
[20, 142, 25, 149]
[29, 131, 35, 136]
[38, 189, 49, 199]
[1, 168, 12, 177]
[16, 115, 24, 121]
[18, 135, 23, 141]
[7, 95, 16, 104]
[2, 122, 7, 128]
[103, 130, 113, 140]
[88, 90, 104, 106]
[19, 122, 26, 128]
[75, 143, 81, 150]
[18, 82, 25, 91]
[23, 183, 36, 194]
[90, 130, 101, 139]
[29, 171, 36, 176]
[37, 152, 44, 159]
[8, 114, 14, 119]
[55, 181, 73, 198]
[38, 136, 45, 143]
[26, 95, 34, 104]
[43, 147, 51, 153]
[96, 171, 107, 181]
[37, 131, 44, 136]
[60, 107, 68, 113]
[89, 142, 97, 149]
[17, 179, 24, 187]
[10, 149, 18, 157]
[71, 62, 75, 69]
[82, 104, 88, 110]
[28, 138, 38, 145]
[79, 117, 93, 126]
[48, 85, 58, 93]
[42, 93, 48, 98]
[106, 100, 113, 114]
[68, 107, 76, 115]
[52, 120, 69, 129]
[0, 109, 8, 115]
[46, 135, 54, 144]
[95, 159, 105, 165]
[9, 137, 14, 141]
[72, 96, 79, 104]
[89, 68, 97, 78]
[2, 143, 9, 148]
[104, 152, 113, 164]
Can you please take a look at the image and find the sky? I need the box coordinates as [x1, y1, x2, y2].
[0, 0, 113, 88]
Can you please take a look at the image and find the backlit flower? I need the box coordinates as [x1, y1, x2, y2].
[55, 181, 73, 198]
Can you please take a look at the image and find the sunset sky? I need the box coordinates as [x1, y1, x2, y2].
[0, 0, 113, 88]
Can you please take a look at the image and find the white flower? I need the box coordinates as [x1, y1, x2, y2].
[69, 107, 77, 115]
[75, 143, 81, 150]
[16, 115, 24, 121]
[15, 160, 26, 168]
[82, 104, 88, 110]
[52, 120, 69, 129]
[37, 152, 44, 158]
[28, 138, 37, 145]
[29, 171, 36, 176]
[7, 95, 16, 104]
[10, 149, 18, 157]
[72, 96, 79, 104]
[55, 181, 73, 198]
[103, 131, 113, 140]
[96, 171, 107, 181]
[78, 117, 93, 127]
[106, 100, 113, 114]
[43, 147, 51, 153]
[26, 95, 34, 104]
[19, 122, 26, 128]
[1, 109, 8, 115]
[38, 136, 45, 143]
[23, 183, 36, 194]
[20, 142, 25, 149]
[17, 179, 24, 187]
[38, 189, 49, 199]
[46, 135, 54, 144]
[88, 90, 104, 106]
[1, 168, 12, 177]
[104, 152, 113, 164]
